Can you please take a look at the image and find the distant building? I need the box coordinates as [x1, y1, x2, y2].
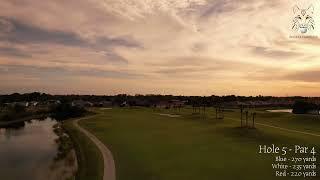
[169, 100, 186, 107]
[156, 101, 170, 108]
[47, 100, 61, 105]
[12, 102, 29, 107]
[29, 101, 39, 106]
[156, 100, 186, 109]
[93, 101, 112, 107]
[120, 101, 128, 107]
[131, 99, 153, 107]
[72, 100, 93, 108]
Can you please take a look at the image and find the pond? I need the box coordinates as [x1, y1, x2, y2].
[0, 118, 77, 180]
[266, 109, 293, 113]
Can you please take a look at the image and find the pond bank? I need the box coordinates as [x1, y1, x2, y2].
[0, 113, 49, 127]
[62, 117, 104, 180]
[0, 117, 77, 180]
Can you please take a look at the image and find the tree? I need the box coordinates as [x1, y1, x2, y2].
[13, 104, 26, 113]
[292, 100, 318, 114]
[50, 103, 86, 120]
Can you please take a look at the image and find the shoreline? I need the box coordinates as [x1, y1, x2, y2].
[0, 113, 50, 127]
[73, 116, 116, 180]
[62, 115, 105, 180]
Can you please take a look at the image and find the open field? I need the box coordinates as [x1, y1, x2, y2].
[78, 107, 320, 180]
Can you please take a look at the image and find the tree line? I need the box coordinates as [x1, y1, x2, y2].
[1, 92, 318, 107]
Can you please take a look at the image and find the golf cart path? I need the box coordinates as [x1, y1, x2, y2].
[226, 117, 320, 137]
[73, 116, 116, 180]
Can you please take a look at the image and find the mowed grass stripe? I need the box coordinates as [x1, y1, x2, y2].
[80, 108, 319, 180]
[225, 117, 320, 137]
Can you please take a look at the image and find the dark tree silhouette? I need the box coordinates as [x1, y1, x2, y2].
[292, 100, 318, 114]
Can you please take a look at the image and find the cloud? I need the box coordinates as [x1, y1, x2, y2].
[250, 46, 302, 59]
[198, 0, 280, 18]
[77, 68, 140, 78]
[95, 36, 142, 49]
[284, 70, 320, 82]
[155, 67, 205, 75]
[0, 16, 141, 47]
[244, 67, 320, 84]
[0, 17, 87, 46]
[103, 51, 128, 64]
[148, 56, 257, 69]
[149, 56, 270, 81]
[0, 47, 32, 58]
[0, 64, 140, 79]
[0, 18, 14, 36]
[101, 0, 207, 20]
[191, 42, 207, 52]
[0, 0, 319, 95]
[0, 16, 143, 64]
[200, 0, 238, 18]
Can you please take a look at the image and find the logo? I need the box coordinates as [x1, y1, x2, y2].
[292, 5, 315, 34]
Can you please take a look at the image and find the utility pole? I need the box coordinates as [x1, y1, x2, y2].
[245, 111, 248, 127]
[252, 112, 256, 128]
[221, 107, 224, 119]
[215, 106, 217, 119]
[240, 105, 243, 127]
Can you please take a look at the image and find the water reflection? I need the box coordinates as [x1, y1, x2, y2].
[0, 118, 77, 180]
[1, 121, 25, 130]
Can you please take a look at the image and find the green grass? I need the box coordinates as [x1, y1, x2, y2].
[79, 107, 320, 180]
[227, 108, 320, 133]
[63, 119, 104, 180]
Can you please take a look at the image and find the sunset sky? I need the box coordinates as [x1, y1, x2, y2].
[1, 0, 320, 96]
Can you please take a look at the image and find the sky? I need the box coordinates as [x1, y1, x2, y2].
[0, 0, 320, 96]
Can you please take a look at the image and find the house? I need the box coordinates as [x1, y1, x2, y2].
[72, 100, 93, 108]
[47, 100, 61, 105]
[132, 99, 152, 107]
[13, 102, 29, 107]
[169, 100, 186, 107]
[120, 101, 128, 107]
[156, 101, 171, 109]
[156, 100, 186, 109]
[29, 101, 39, 107]
[94, 101, 112, 107]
